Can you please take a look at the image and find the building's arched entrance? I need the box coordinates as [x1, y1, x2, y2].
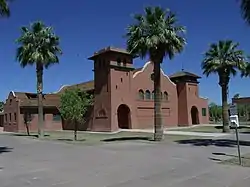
[191, 106, 199, 125]
[117, 104, 131, 129]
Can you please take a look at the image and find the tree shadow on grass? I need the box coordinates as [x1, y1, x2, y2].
[102, 136, 152, 142]
[175, 139, 250, 147]
[11, 133, 50, 138]
[214, 125, 250, 130]
[0, 146, 13, 154]
[11, 134, 39, 138]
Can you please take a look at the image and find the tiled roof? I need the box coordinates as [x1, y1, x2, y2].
[169, 71, 201, 79]
[13, 92, 60, 107]
[57, 80, 94, 93]
[88, 46, 131, 60]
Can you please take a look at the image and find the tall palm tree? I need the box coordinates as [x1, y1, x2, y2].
[125, 6, 186, 141]
[201, 40, 247, 132]
[240, 0, 250, 24]
[16, 21, 62, 137]
[0, 0, 10, 17]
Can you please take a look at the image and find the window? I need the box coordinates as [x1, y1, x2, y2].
[152, 90, 163, 100]
[145, 90, 151, 100]
[5, 114, 7, 122]
[98, 109, 106, 117]
[202, 108, 207, 116]
[14, 113, 16, 121]
[163, 92, 169, 101]
[53, 114, 61, 121]
[123, 58, 127, 64]
[9, 113, 11, 122]
[117, 58, 121, 66]
[121, 78, 123, 82]
[9, 99, 12, 105]
[138, 90, 144, 100]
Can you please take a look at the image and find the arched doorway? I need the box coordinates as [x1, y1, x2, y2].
[117, 104, 131, 129]
[191, 106, 199, 125]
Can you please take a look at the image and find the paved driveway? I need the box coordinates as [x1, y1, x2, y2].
[1, 134, 250, 187]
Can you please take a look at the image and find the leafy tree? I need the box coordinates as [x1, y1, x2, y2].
[233, 93, 240, 99]
[0, 0, 10, 17]
[0, 101, 4, 112]
[59, 89, 93, 141]
[125, 6, 186, 141]
[201, 40, 247, 132]
[16, 21, 62, 138]
[209, 102, 222, 123]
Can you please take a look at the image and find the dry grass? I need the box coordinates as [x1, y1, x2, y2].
[8, 130, 202, 145]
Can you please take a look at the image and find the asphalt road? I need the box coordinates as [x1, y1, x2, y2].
[1, 133, 250, 187]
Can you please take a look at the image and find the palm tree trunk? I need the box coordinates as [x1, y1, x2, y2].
[153, 61, 163, 141]
[36, 63, 44, 138]
[221, 83, 230, 133]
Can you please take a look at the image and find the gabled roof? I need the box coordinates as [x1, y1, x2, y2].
[169, 71, 201, 79]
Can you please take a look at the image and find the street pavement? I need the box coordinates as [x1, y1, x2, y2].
[1, 133, 250, 187]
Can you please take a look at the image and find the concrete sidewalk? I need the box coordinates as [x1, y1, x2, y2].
[121, 128, 230, 137]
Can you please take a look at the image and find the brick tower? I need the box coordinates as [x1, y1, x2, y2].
[170, 71, 203, 126]
[88, 47, 135, 131]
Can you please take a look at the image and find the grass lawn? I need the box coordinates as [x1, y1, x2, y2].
[8, 131, 203, 145]
[170, 125, 250, 133]
[221, 153, 250, 167]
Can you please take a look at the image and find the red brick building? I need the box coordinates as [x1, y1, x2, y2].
[3, 47, 209, 132]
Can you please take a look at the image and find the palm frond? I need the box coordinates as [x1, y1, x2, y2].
[125, 6, 186, 62]
[16, 21, 62, 69]
[240, 0, 250, 24]
[0, 0, 10, 17]
[201, 40, 248, 80]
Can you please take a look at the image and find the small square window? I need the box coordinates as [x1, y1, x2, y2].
[202, 108, 207, 116]
[53, 114, 61, 121]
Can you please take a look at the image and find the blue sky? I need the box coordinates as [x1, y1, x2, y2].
[0, 0, 250, 104]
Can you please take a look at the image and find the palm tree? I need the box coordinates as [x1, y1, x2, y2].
[201, 40, 247, 132]
[125, 6, 186, 141]
[16, 21, 62, 137]
[240, 0, 250, 24]
[0, 0, 10, 17]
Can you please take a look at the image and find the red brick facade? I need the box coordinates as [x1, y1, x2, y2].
[3, 47, 209, 132]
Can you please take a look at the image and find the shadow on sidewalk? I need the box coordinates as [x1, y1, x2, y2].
[175, 139, 250, 147]
[0, 146, 13, 154]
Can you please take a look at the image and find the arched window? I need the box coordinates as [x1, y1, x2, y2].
[163, 91, 169, 101]
[138, 90, 144, 100]
[152, 90, 155, 99]
[145, 90, 151, 100]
